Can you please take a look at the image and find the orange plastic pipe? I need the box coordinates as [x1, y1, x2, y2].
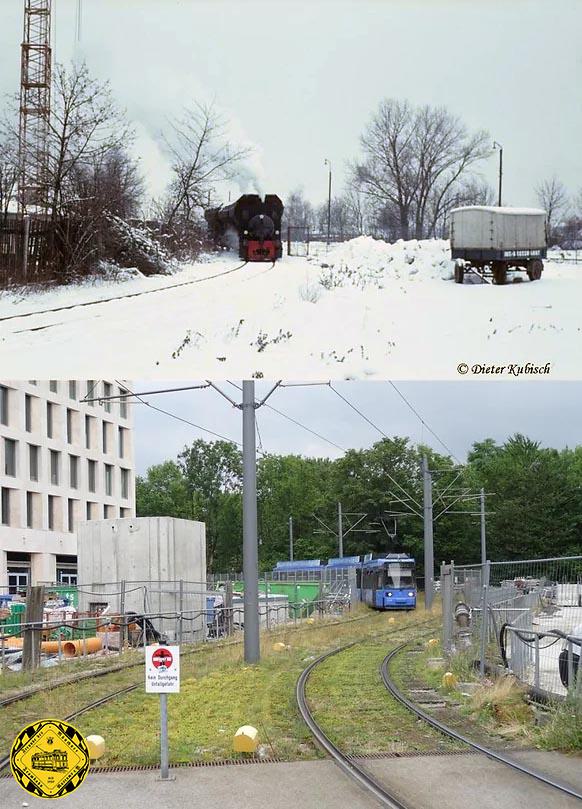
[62, 637, 103, 658]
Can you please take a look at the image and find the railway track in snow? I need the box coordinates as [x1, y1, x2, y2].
[0, 258, 279, 334]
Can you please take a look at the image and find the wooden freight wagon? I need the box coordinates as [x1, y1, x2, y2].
[450, 206, 547, 285]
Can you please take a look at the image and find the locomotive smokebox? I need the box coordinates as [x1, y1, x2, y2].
[205, 194, 284, 261]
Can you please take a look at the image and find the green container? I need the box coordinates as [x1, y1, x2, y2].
[0, 602, 26, 637]
[232, 581, 321, 618]
[47, 585, 79, 608]
[73, 618, 96, 639]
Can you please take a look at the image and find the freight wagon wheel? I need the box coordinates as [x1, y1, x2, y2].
[453, 262, 464, 284]
[492, 262, 507, 285]
[527, 258, 543, 281]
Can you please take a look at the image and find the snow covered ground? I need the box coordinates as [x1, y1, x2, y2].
[0, 237, 580, 379]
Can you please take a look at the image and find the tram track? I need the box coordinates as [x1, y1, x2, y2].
[297, 633, 582, 808]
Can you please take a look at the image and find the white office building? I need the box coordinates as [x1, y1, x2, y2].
[0, 380, 135, 591]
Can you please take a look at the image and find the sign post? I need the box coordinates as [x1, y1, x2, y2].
[145, 645, 180, 781]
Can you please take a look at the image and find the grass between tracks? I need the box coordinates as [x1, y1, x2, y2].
[397, 638, 582, 755]
[0, 607, 438, 766]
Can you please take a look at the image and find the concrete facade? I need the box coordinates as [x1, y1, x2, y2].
[77, 516, 207, 640]
[0, 380, 135, 591]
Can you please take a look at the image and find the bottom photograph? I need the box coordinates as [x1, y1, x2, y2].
[0, 378, 581, 808]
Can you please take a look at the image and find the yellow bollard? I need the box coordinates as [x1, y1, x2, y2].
[426, 638, 439, 649]
[85, 735, 106, 760]
[272, 642, 286, 652]
[233, 725, 259, 753]
[388, 617, 396, 624]
[442, 671, 458, 689]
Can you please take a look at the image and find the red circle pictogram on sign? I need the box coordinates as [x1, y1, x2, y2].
[152, 648, 173, 669]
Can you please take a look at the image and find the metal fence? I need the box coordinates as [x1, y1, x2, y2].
[441, 555, 582, 700]
[0, 577, 352, 673]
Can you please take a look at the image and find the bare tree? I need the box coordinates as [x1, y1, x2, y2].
[353, 98, 490, 240]
[0, 135, 18, 224]
[163, 102, 250, 227]
[536, 176, 568, 244]
[283, 188, 316, 233]
[353, 99, 418, 240]
[430, 177, 495, 238]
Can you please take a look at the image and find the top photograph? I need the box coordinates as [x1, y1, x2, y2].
[0, 0, 580, 380]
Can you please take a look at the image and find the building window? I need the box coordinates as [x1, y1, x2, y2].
[1, 488, 11, 525]
[0, 385, 8, 426]
[48, 495, 56, 529]
[50, 450, 60, 485]
[88, 460, 96, 493]
[118, 427, 125, 458]
[28, 380, 37, 386]
[86, 501, 96, 520]
[119, 387, 128, 419]
[104, 504, 114, 519]
[120, 507, 130, 518]
[67, 498, 76, 532]
[102, 421, 111, 454]
[86, 380, 96, 403]
[25, 394, 32, 431]
[103, 382, 112, 413]
[29, 444, 40, 481]
[121, 468, 130, 500]
[69, 455, 79, 489]
[58, 570, 77, 585]
[66, 409, 73, 443]
[49, 380, 58, 393]
[69, 380, 77, 400]
[47, 402, 54, 438]
[8, 567, 29, 594]
[4, 438, 17, 476]
[26, 492, 34, 528]
[105, 464, 113, 496]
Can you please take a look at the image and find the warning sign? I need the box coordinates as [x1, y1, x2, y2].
[145, 645, 180, 693]
[10, 719, 90, 799]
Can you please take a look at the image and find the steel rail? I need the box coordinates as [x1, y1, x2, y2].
[0, 259, 250, 326]
[380, 644, 582, 803]
[296, 642, 409, 809]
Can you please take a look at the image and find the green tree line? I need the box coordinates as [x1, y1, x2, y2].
[136, 434, 582, 574]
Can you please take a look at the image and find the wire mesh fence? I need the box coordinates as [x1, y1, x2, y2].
[0, 577, 353, 673]
[441, 555, 582, 699]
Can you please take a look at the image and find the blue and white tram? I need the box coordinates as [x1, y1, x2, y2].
[357, 554, 416, 610]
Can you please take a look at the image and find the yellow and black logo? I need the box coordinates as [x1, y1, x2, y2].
[11, 719, 90, 799]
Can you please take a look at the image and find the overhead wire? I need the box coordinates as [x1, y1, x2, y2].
[387, 381, 459, 462]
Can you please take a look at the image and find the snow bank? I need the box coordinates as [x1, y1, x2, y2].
[313, 236, 455, 289]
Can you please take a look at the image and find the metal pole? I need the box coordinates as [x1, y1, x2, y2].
[498, 148, 503, 207]
[338, 502, 344, 558]
[479, 560, 491, 678]
[22, 215, 30, 281]
[327, 166, 332, 247]
[242, 380, 260, 663]
[289, 516, 293, 561]
[480, 488, 487, 566]
[422, 457, 434, 610]
[159, 693, 170, 780]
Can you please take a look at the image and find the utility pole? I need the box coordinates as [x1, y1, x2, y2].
[337, 502, 343, 558]
[289, 515, 294, 562]
[422, 456, 434, 610]
[324, 159, 332, 247]
[242, 381, 259, 664]
[480, 487, 487, 566]
[493, 141, 503, 206]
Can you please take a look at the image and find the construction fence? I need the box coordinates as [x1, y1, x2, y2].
[441, 555, 582, 700]
[0, 575, 354, 673]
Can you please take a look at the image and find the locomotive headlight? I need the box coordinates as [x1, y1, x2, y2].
[387, 592, 393, 597]
[275, 230, 279, 235]
[244, 229, 249, 235]
[408, 592, 414, 598]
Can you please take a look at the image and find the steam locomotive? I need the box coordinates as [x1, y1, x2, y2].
[204, 194, 284, 262]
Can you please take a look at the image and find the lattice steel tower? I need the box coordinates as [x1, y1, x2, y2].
[18, 0, 52, 213]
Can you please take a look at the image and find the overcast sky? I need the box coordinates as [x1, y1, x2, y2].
[132, 380, 582, 474]
[2, 0, 581, 209]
